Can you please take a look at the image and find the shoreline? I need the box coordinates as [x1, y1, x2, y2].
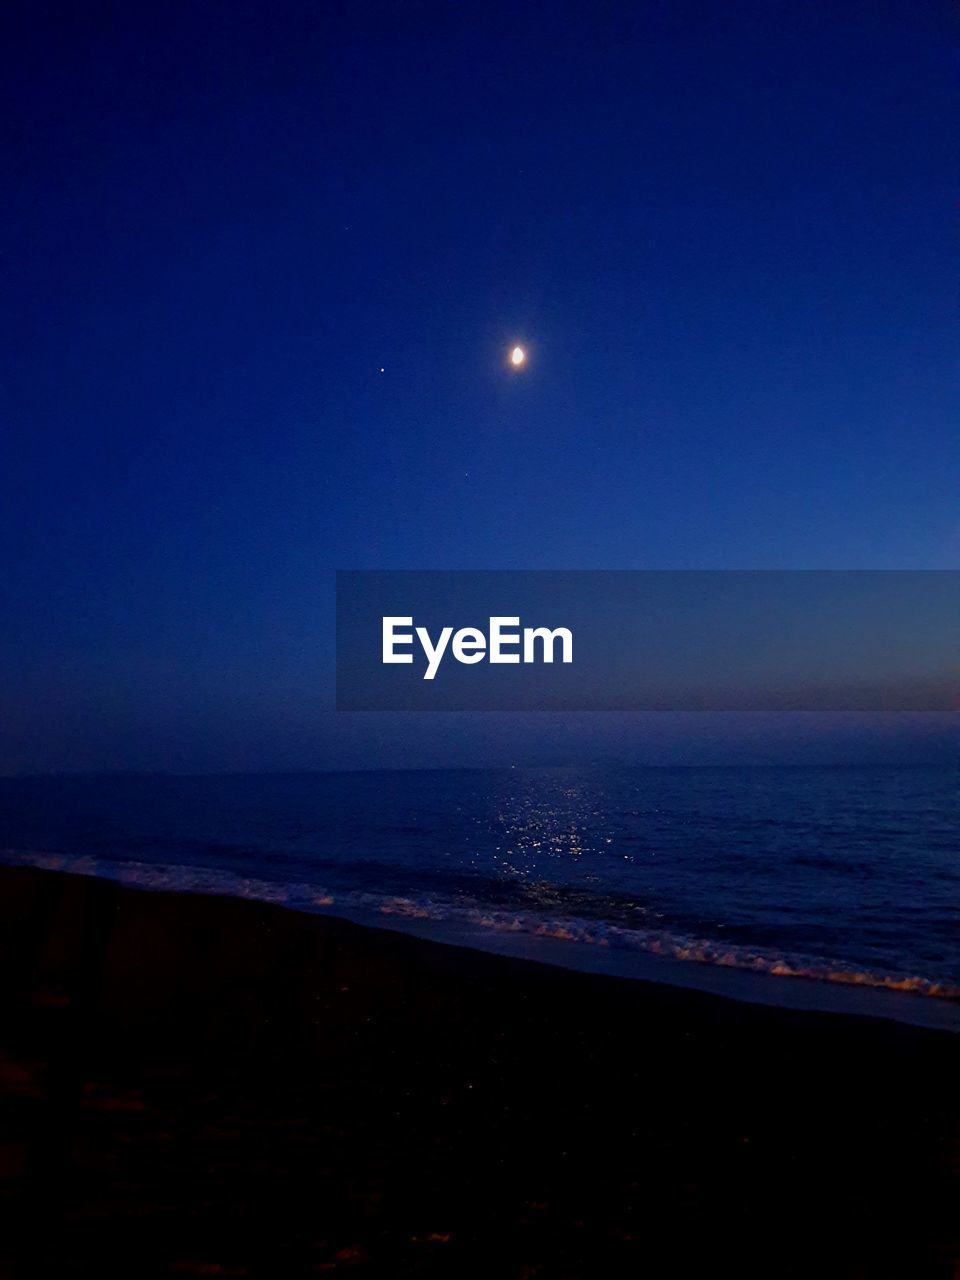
[362, 907, 960, 1033]
[3, 847, 957, 1033]
[1, 863, 956, 1276]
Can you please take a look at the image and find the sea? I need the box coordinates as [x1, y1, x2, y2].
[1, 765, 957, 1029]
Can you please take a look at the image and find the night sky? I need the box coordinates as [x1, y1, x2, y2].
[2, 1, 957, 772]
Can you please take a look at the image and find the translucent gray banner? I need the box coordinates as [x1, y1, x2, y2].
[336, 571, 959, 712]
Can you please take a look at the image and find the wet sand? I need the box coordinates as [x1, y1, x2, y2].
[0, 864, 955, 1277]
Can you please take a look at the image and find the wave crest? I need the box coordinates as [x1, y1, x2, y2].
[4, 848, 958, 1003]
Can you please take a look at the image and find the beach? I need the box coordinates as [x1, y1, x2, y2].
[0, 863, 956, 1278]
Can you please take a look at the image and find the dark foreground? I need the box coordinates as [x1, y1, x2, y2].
[0, 867, 955, 1279]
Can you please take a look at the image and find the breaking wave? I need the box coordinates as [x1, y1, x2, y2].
[5, 847, 958, 1004]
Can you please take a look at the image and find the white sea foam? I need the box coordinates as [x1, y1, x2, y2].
[5, 847, 958, 1003]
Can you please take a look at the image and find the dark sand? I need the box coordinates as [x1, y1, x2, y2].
[0, 866, 955, 1278]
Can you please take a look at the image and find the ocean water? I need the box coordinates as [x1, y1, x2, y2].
[1, 766, 957, 1017]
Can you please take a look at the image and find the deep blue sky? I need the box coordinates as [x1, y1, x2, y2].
[1, 0, 956, 771]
